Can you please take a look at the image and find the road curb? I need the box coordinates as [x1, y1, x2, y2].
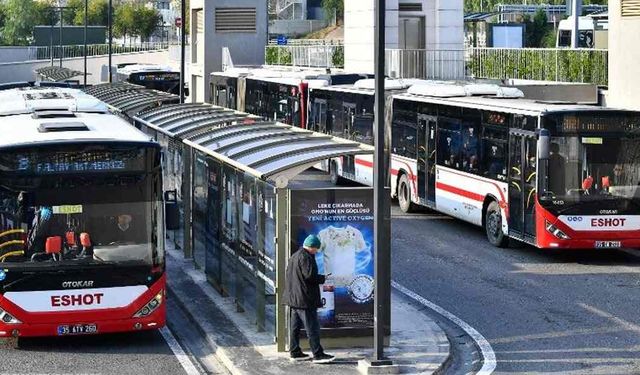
[166, 285, 246, 375]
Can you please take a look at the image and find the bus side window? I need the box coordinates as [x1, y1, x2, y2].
[437, 118, 462, 169]
[481, 126, 508, 181]
[461, 121, 480, 173]
[391, 121, 418, 159]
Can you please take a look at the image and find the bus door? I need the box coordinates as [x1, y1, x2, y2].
[508, 130, 537, 242]
[417, 114, 437, 206]
[342, 103, 357, 176]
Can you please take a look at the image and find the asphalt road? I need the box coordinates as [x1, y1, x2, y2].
[391, 204, 640, 374]
[0, 330, 189, 375]
[0, 300, 218, 375]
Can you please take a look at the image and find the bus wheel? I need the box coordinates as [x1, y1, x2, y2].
[398, 174, 414, 213]
[329, 161, 341, 185]
[485, 201, 508, 247]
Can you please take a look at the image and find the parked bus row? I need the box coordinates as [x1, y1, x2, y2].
[208, 67, 640, 250]
[0, 84, 167, 339]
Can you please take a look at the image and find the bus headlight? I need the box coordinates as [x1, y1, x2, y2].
[133, 291, 164, 318]
[546, 221, 570, 240]
[0, 308, 21, 324]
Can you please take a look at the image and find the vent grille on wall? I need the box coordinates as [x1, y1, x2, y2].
[399, 3, 423, 12]
[622, 0, 640, 17]
[215, 8, 257, 33]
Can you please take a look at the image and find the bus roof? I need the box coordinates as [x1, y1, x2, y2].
[0, 88, 153, 149]
[117, 64, 177, 75]
[0, 86, 108, 116]
[393, 92, 612, 116]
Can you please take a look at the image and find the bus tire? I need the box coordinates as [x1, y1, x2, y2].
[485, 201, 508, 248]
[398, 174, 415, 213]
[329, 161, 341, 185]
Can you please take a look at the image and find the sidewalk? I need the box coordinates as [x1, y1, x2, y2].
[166, 249, 450, 374]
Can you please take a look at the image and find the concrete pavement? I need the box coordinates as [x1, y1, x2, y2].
[166, 248, 451, 375]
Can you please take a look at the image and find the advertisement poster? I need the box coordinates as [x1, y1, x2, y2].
[290, 188, 374, 330]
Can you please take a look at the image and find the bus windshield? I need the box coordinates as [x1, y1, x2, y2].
[545, 136, 640, 200]
[0, 145, 162, 269]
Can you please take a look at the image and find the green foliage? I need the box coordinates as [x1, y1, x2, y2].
[265, 46, 292, 65]
[1, 0, 38, 45]
[64, 0, 84, 25]
[33, 0, 56, 27]
[331, 46, 344, 68]
[133, 6, 161, 42]
[464, 0, 605, 12]
[321, 0, 343, 21]
[0, 3, 7, 30]
[523, 9, 551, 48]
[73, 0, 109, 26]
[113, 3, 136, 41]
[468, 48, 608, 86]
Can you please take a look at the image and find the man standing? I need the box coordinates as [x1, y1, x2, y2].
[282, 234, 335, 363]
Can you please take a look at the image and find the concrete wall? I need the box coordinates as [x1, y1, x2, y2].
[344, 0, 463, 74]
[268, 19, 328, 37]
[344, 0, 399, 74]
[0, 47, 36, 64]
[608, 0, 640, 110]
[191, 0, 268, 103]
[0, 50, 171, 85]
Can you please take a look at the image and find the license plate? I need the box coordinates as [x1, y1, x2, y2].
[595, 241, 622, 249]
[57, 324, 98, 336]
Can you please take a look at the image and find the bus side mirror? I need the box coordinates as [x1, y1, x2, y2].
[538, 129, 550, 160]
[164, 190, 180, 231]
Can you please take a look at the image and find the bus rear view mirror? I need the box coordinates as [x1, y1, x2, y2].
[538, 129, 550, 160]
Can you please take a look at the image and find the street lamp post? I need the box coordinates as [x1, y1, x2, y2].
[180, 0, 186, 103]
[83, 0, 88, 87]
[108, 0, 113, 83]
[59, 7, 63, 67]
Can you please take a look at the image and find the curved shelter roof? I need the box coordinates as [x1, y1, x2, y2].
[84, 82, 179, 115]
[133, 103, 373, 187]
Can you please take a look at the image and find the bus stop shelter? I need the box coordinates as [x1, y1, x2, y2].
[35, 66, 85, 82]
[82, 85, 388, 352]
[84, 82, 179, 117]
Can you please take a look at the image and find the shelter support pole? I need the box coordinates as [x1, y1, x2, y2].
[275, 188, 288, 352]
[180, 0, 186, 103]
[183, 148, 193, 258]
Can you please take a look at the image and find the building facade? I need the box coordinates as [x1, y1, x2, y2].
[344, 0, 464, 75]
[189, 0, 267, 103]
[608, 0, 640, 110]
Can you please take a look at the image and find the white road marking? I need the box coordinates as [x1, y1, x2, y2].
[392, 281, 497, 375]
[160, 326, 202, 375]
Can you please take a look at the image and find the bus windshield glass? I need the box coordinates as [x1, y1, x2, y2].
[0, 145, 162, 268]
[541, 112, 640, 212]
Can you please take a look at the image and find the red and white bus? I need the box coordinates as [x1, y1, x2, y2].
[307, 78, 417, 185]
[210, 68, 367, 128]
[390, 82, 640, 249]
[0, 86, 166, 338]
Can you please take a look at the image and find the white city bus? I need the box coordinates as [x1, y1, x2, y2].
[0, 86, 166, 338]
[390, 82, 640, 249]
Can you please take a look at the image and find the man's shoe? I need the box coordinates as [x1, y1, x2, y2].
[290, 351, 310, 361]
[312, 353, 335, 364]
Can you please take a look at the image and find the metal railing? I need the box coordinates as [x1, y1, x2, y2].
[267, 38, 342, 46]
[265, 45, 343, 68]
[467, 47, 608, 86]
[28, 42, 170, 61]
[386, 49, 466, 80]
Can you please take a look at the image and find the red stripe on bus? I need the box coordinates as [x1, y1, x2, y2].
[354, 158, 417, 181]
[436, 182, 485, 202]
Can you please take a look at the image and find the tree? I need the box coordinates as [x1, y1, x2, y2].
[524, 9, 551, 48]
[64, 0, 85, 25]
[133, 6, 160, 42]
[321, 0, 343, 23]
[73, 0, 109, 26]
[0, 3, 6, 31]
[33, 0, 57, 27]
[113, 3, 136, 44]
[1, 0, 38, 45]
